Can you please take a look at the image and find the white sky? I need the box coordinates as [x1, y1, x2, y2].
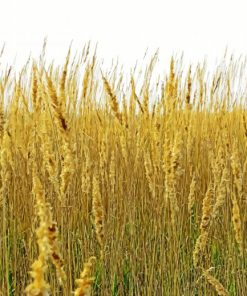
[1, 0, 247, 71]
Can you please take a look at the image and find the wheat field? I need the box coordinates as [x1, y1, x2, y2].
[0, 43, 247, 295]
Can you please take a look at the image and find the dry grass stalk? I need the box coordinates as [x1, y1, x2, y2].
[40, 115, 60, 196]
[25, 173, 51, 296]
[231, 193, 244, 257]
[102, 75, 123, 125]
[0, 104, 4, 144]
[46, 72, 68, 135]
[213, 166, 229, 218]
[60, 138, 74, 199]
[109, 150, 116, 195]
[31, 64, 39, 113]
[193, 182, 215, 267]
[46, 72, 74, 200]
[164, 131, 182, 224]
[186, 65, 192, 109]
[130, 76, 144, 114]
[230, 143, 244, 256]
[74, 257, 96, 296]
[165, 57, 178, 112]
[81, 149, 92, 195]
[188, 173, 197, 214]
[59, 47, 71, 113]
[144, 151, 156, 199]
[47, 219, 66, 284]
[202, 268, 229, 296]
[231, 143, 243, 200]
[92, 176, 104, 259]
[120, 132, 128, 165]
[26, 170, 66, 293]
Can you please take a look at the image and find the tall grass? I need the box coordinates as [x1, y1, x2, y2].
[0, 45, 247, 295]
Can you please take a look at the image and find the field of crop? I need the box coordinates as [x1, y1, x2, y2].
[0, 44, 247, 295]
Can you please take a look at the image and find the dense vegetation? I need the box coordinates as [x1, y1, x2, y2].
[0, 44, 247, 295]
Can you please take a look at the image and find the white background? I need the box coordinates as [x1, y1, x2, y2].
[1, 0, 247, 71]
